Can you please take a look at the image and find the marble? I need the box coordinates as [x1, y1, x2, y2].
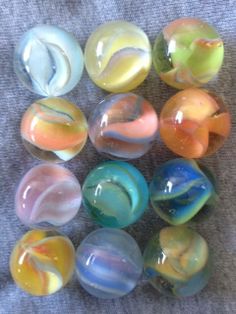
[82, 161, 149, 228]
[153, 18, 224, 89]
[149, 158, 217, 225]
[14, 25, 84, 96]
[85, 20, 151, 92]
[160, 88, 231, 158]
[21, 97, 88, 162]
[76, 228, 143, 299]
[88, 93, 158, 160]
[10, 230, 75, 296]
[143, 226, 212, 297]
[15, 164, 82, 228]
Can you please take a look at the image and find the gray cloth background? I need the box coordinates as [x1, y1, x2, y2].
[0, 0, 235, 313]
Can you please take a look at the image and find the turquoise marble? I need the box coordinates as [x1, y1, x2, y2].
[14, 25, 84, 96]
[143, 226, 212, 297]
[76, 228, 143, 299]
[82, 161, 149, 228]
[149, 158, 216, 225]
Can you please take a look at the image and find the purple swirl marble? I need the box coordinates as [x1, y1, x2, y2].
[15, 164, 81, 228]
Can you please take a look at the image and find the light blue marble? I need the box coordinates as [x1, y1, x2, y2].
[76, 228, 143, 299]
[82, 161, 149, 228]
[14, 25, 84, 96]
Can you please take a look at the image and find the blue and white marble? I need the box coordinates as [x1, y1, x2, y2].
[14, 25, 84, 96]
[76, 228, 143, 299]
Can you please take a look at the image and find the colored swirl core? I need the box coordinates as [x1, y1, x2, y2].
[150, 158, 217, 225]
[85, 21, 152, 92]
[76, 228, 143, 299]
[15, 164, 82, 228]
[143, 226, 212, 297]
[89, 93, 158, 160]
[10, 230, 75, 296]
[21, 97, 88, 162]
[153, 18, 224, 89]
[14, 25, 84, 96]
[82, 161, 149, 228]
[160, 88, 231, 158]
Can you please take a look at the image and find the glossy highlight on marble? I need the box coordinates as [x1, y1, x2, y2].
[15, 164, 82, 228]
[143, 226, 212, 297]
[82, 161, 149, 228]
[10, 230, 75, 296]
[21, 97, 88, 162]
[85, 20, 151, 92]
[76, 228, 143, 299]
[160, 88, 231, 158]
[14, 25, 84, 96]
[149, 158, 217, 225]
[153, 18, 224, 89]
[89, 93, 158, 160]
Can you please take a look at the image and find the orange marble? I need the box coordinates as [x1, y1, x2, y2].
[160, 88, 231, 158]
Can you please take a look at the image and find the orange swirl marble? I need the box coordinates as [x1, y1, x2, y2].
[21, 97, 88, 162]
[160, 88, 231, 158]
[10, 230, 75, 296]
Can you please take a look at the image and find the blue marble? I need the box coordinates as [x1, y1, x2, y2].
[82, 161, 149, 228]
[14, 25, 84, 96]
[150, 158, 216, 225]
[76, 228, 143, 299]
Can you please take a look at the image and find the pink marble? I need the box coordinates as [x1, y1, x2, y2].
[15, 164, 81, 228]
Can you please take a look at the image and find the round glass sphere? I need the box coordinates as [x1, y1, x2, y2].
[15, 164, 82, 228]
[88, 93, 158, 160]
[14, 25, 84, 96]
[149, 158, 217, 225]
[76, 228, 143, 299]
[10, 229, 75, 296]
[21, 97, 88, 162]
[84, 20, 151, 92]
[153, 18, 224, 89]
[159, 88, 231, 158]
[82, 161, 149, 228]
[143, 226, 212, 297]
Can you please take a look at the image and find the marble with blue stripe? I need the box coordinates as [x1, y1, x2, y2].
[14, 25, 84, 96]
[76, 228, 143, 299]
[82, 161, 149, 228]
[149, 158, 217, 225]
[143, 226, 212, 298]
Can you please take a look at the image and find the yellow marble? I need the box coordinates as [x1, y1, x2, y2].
[10, 230, 75, 296]
[85, 21, 151, 92]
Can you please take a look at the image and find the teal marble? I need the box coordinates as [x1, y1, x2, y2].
[76, 228, 143, 299]
[82, 161, 149, 228]
[143, 226, 212, 298]
[149, 158, 217, 225]
[14, 25, 84, 96]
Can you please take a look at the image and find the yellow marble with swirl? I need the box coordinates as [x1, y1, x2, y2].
[10, 230, 75, 296]
[85, 21, 152, 92]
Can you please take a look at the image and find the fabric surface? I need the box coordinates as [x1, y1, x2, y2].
[0, 0, 235, 313]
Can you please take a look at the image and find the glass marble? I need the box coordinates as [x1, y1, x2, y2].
[82, 161, 149, 228]
[143, 226, 212, 297]
[160, 88, 231, 158]
[76, 228, 143, 299]
[21, 97, 88, 162]
[15, 164, 82, 228]
[153, 18, 224, 89]
[14, 25, 84, 96]
[89, 93, 158, 160]
[85, 20, 151, 92]
[10, 229, 75, 296]
[150, 158, 217, 225]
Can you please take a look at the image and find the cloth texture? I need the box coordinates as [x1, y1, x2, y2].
[0, 0, 235, 313]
